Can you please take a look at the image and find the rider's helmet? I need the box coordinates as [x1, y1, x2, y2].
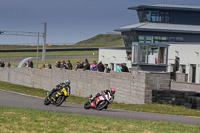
[111, 88, 116, 94]
[64, 80, 71, 85]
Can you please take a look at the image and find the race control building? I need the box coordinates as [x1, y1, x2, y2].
[99, 4, 200, 84]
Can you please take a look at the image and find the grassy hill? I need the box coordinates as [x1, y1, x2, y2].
[74, 34, 124, 47]
[0, 34, 125, 49]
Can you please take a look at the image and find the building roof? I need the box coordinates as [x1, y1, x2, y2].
[128, 4, 200, 12]
[115, 22, 200, 34]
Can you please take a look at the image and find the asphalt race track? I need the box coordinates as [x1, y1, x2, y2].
[0, 89, 200, 125]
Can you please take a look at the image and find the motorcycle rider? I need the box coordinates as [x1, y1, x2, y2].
[51, 80, 71, 102]
[90, 88, 116, 109]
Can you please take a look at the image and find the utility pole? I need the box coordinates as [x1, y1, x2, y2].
[42, 22, 47, 68]
[36, 32, 39, 68]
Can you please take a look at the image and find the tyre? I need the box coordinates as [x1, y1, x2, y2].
[55, 96, 66, 106]
[96, 101, 108, 110]
[84, 101, 91, 109]
[44, 97, 51, 105]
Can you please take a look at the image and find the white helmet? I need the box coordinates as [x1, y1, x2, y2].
[64, 80, 70, 85]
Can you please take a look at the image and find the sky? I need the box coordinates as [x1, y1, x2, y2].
[0, 0, 200, 45]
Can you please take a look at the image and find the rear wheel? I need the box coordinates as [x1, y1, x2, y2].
[44, 97, 50, 105]
[55, 96, 66, 106]
[84, 101, 91, 109]
[96, 101, 108, 110]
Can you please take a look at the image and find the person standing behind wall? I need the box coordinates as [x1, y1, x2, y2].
[116, 64, 121, 72]
[29, 60, 33, 68]
[104, 64, 111, 73]
[91, 61, 98, 71]
[121, 64, 129, 73]
[98, 61, 104, 72]
[67, 60, 73, 70]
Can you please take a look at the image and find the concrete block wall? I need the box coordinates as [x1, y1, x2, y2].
[171, 82, 200, 93]
[0, 67, 171, 104]
[145, 72, 171, 103]
[176, 73, 188, 82]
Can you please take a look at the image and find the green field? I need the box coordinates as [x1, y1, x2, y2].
[0, 50, 98, 58]
[0, 81, 200, 117]
[1, 107, 200, 133]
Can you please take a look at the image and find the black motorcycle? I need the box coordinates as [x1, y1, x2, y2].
[44, 85, 70, 106]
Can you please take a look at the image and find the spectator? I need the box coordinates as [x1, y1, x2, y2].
[75, 61, 80, 70]
[48, 63, 52, 69]
[116, 64, 121, 72]
[129, 68, 132, 73]
[61, 60, 66, 68]
[83, 62, 90, 70]
[98, 61, 104, 72]
[7, 62, 11, 67]
[41, 63, 45, 69]
[24, 62, 27, 67]
[27, 60, 30, 67]
[79, 60, 84, 69]
[121, 64, 129, 73]
[29, 60, 33, 68]
[85, 59, 89, 64]
[67, 60, 72, 70]
[104, 64, 111, 73]
[55, 61, 61, 68]
[1, 62, 5, 67]
[91, 61, 98, 71]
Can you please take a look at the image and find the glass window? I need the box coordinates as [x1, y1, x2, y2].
[161, 36, 168, 42]
[154, 36, 162, 43]
[176, 37, 183, 42]
[169, 37, 176, 42]
[151, 11, 159, 22]
[159, 47, 167, 64]
[145, 10, 169, 23]
[146, 36, 153, 43]
[138, 10, 147, 22]
[145, 11, 151, 21]
[147, 46, 158, 64]
[138, 35, 145, 43]
[139, 46, 148, 63]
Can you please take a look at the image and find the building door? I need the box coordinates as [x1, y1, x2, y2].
[110, 63, 114, 71]
[190, 64, 196, 83]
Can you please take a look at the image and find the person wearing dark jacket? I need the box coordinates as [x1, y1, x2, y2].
[98, 61, 104, 72]
[83, 62, 90, 70]
[104, 64, 111, 73]
[121, 64, 129, 73]
[67, 60, 73, 70]
[29, 60, 33, 68]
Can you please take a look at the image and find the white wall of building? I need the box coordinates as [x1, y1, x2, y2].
[99, 44, 200, 84]
[99, 48, 131, 71]
[168, 44, 200, 84]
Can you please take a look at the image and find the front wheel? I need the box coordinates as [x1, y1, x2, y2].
[55, 96, 66, 106]
[84, 101, 91, 109]
[44, 97, 50, 105]
[96, 101, 108, 110]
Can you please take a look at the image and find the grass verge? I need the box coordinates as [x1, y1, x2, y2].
[1, 107, 200, 133]
[0, 81, 200, 117]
